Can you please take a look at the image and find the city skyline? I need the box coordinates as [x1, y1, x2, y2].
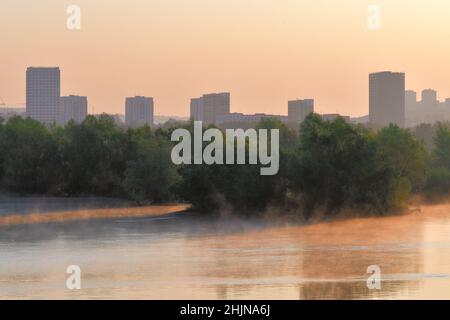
[125, 96, 154, 127]
[9, 65, 450, 128]
[369, 71, 405, 128]
[26, 67, 61, 125]
[4, 0, 450, 303]
[2, 1, 450, 117]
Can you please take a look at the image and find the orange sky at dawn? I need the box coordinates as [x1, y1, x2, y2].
[1, 0, 450, 117]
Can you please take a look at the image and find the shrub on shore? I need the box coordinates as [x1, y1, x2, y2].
[0, 114, 449, 218]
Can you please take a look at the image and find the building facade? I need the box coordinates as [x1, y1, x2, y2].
[190, 92, 230, 124]
[216, 112, 288, 125]
[321, 114, 350, 122]
[190, 97, 204, 122]
[59, 95, 88, 125]
[369, 71, 405, 128]
[0, 107, 25, 120]
[125, 96, 154, 127]
[405, 89, 450, 127]
[288, 99, 314, 123]
[26, 67, 61, 125]
[405, 90, 417, 108]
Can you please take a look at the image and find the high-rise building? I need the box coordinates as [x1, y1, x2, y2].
[405, 90, 418, 127]
[446, 98, 450, 108]
[405, 90, 417, 107]
[125, 96, 154, 127]
[59, 95, 88, 125]
[321, 114, 350, 122]
[369, 71, 405, 128]
[190, 97, 204, 122]
[216, 112, 289, 125]
[26, 67, 61, 125]
[405, 89, 450, 127]
[288, 99, 314, 123]
[190, 92, 230, 124]
[421, 89, 438, 106]
[0, 107, 25, 120]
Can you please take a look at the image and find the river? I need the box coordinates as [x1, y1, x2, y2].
[1, 201, 450, 299]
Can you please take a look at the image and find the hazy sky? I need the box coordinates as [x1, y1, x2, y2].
[1, 0, 450, 116]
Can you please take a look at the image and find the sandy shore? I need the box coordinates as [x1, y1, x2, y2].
[0, 196, 190, 227]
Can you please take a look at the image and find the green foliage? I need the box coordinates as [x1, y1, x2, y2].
[0, 116, 177, 203]
[291, 114, 397, 217]
[214, 163, 288, 213]
[432, 123, 450, 170]
[176, 165, 220, 212]
[0, 117, 60, 194]
[176, 119, 290, 214]
[423, 123, 450, 196]
[377, 125, 428, 193]
[123, 126, 179, 203]
[424, 167, 450, 195]
[57, 115, 129, 196]
[2, 114, 450, 217]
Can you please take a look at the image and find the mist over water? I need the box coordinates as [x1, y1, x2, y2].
[2, 201, 450, 299]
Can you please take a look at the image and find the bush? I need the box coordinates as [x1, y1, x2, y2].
[123, 126, 178, 203]
[377, 124, 428, 193]
[290, 114, 399, 217]
[0, 117, 60, 194]
[424, 167, 450, 196]
[175, 119, 290, 214]
[3, 114, 450, 218]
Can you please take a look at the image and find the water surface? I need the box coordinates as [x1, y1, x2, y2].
[1, 203, 450, 299]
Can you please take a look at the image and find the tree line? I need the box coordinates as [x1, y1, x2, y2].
[1, 114, 450, 219]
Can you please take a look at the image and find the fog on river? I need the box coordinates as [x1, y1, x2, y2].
[1, 198, 450, 299]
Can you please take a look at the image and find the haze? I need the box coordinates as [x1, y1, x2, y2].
[1, 0, 450, 116]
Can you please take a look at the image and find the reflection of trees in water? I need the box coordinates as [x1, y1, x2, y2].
[210, 214, 427, 299]
[300, 281, 369, 300]
[0, 197, 132, 216]
[294, 249, 423, 299]
[216, 285, 228, 299]
[0, 211, 209, 243]
[296, 215, 425, 299]
[298, 280, 420, 300]
[1, 204, 430, 299]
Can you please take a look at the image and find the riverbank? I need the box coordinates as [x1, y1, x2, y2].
[0, 195, 134, 216]
[1, 192, 449, 231]
[0, 195, 190, 227]
[0, 193, 439, 228]
[2, 201, 450, 299]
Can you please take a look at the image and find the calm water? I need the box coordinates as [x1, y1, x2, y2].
[2, 203, 450, 299]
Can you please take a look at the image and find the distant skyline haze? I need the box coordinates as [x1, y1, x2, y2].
[2, 0, 450, 116]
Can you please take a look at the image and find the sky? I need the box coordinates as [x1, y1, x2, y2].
[1, 0, 450, 117]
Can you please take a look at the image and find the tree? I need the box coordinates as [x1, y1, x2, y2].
[173, 121, 223, 212]
[123, 126, 179, 203]
[376, 124, 428, 193]
[175, 119, 291, 214]
[425, 167, 450, 196]
[0, 116, 61, 194]
[432, 122, 450, 170]
[423, 123, 450, 196]
[176, 164, 221, 212]
[414, 123, 435, 151]
[291, 114, 398, 218]
[58, 115, 129, 196]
